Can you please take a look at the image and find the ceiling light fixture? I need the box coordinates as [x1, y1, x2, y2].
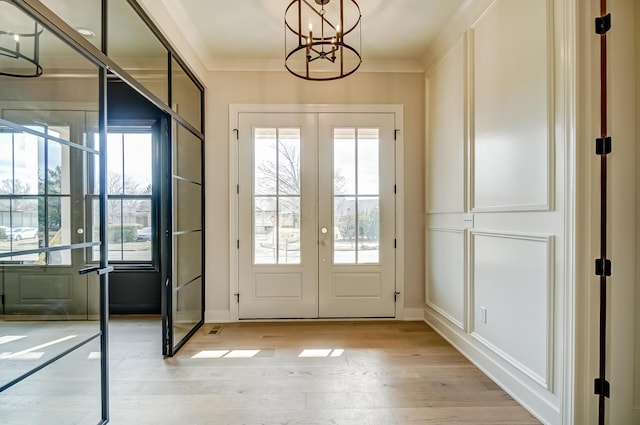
[75, 27, 95, 38]
[285, 0, 361, 81]
[0, 0, 43, 78]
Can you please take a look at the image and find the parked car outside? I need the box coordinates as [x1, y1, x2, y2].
[7, 227, 38, 241]
[136, 227, 152, 241]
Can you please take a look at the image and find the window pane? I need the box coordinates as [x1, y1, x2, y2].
[171, 58, 202, 131]
[334, 196, 356, 264]
[278, 197, 300, 264]
[122, 199, 151, 261]
[254, 128, 277, 196]
[175, 179, 201, 232]
[278, 129, 300, 195]
[108, 0, 169, 104]
[174, 231, 202, 286]
[40, 0, 103, 50]
[0, 333, 101, 425]
[358, 129, 380, 195]
[334, 129, 356, 195]
[254, 196, 276, 265]
[176, 123, 202, 184]
[107, 199, 123, 261]
[173, 278, 202, 344]
[358, 197, 379, 264]
[123, 133, 152, 195]
[107, 134, 124, 195]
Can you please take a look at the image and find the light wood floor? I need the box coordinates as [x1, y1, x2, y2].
[108, 319, 541, 425]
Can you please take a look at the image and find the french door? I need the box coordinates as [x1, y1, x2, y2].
[237, 112, 396, 319]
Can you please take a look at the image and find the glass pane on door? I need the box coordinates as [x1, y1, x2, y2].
[333, 128, 380, 264]
[0, 2, 108, 419]
[166, 120, 204, 355]
[253, 128, 301, 265]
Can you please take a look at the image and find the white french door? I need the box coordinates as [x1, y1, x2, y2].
[237, 111, 396, 319]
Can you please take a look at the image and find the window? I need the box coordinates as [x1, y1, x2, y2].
[98, 128, 153, 262]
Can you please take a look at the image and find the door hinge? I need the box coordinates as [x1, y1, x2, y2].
[394, 129, 400, 140]
[394, 184, 397, 194]
[394, 239, 397, 249]
[233, 128, 239, 140]
[234, 293, 240, 303]
[594, 378, 610, 397]
[394, 291, 401, 302]
[595, 13, 611, 35]
[237, 240, 240, 249]
[595, 137, 612, 155]
[237, 184, 239, 194]
[595, 258, 612, 277]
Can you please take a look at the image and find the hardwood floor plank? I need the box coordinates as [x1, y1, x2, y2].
[106, 319, 541, 425]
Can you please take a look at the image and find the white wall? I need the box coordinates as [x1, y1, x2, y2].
[424, 1, 570, 423]
[204, 71, 425, 320]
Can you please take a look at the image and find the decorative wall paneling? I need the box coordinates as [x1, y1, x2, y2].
[427, 37, 466, 214]
[470, 231, 555, 390]
[426, 228, 465, 330]
[425, 1, 567, 423]
[470, 0, 555, 212]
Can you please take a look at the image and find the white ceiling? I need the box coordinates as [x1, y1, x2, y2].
[162, 0, 465, 71]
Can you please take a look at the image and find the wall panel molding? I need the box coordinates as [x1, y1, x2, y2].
[426, 227, 466, 330]
[469, 0, 556, 213]
[469, 230, 555, 390]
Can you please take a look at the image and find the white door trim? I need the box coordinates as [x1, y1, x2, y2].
[229, 104, 405, 321]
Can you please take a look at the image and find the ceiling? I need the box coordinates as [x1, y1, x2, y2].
[160, 0, 465, 71]
[0, 0, 466, 75]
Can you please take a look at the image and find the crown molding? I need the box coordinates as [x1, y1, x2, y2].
[207, 58, 426, 73]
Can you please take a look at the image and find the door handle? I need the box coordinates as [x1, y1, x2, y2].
[78, 265, 114, 275]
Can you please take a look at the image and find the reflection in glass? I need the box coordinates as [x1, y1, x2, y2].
[175, 231, 202, 286]
[40, 0, 103, 50]
[0, 132, 11, 191]
[0, 334, 101, 424]
[173, 278, 202, 345]
[176, 124, 202, 184]
[175, 179, 201, 232]
[172, 58, 202, 131]
[108, 0, 169, 103]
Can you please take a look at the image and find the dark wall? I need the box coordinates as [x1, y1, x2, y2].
[107, 78, 164, 315]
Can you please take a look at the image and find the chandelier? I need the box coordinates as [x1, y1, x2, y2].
[285, 0, 361, 81]
[0, 0, 43, 78]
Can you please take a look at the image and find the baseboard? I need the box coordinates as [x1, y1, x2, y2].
[424, 307, 560, 425]
[205, 308, 424, 322]
[205, 309, 233, 323]
[400, 307, 425, 321]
